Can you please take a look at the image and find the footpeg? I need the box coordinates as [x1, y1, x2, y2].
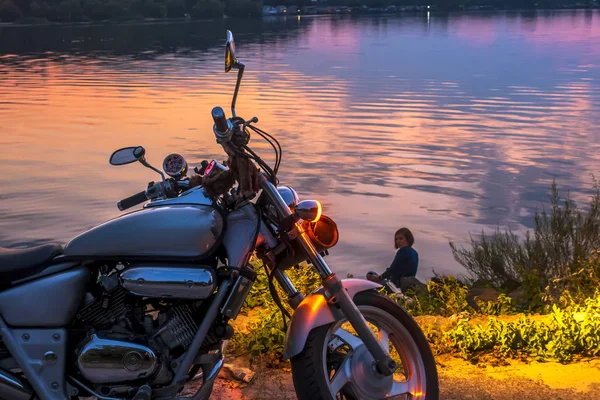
[133, 385, 151, 400]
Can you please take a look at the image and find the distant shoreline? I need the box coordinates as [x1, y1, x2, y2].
[0, 7, 598, 29]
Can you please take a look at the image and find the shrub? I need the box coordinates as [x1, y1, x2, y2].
[441, 291, 600, 362]
[545, 250, 600, 306]
[230, 259, 600, 365]
[393, 275, 472, 317]
[477, 293, 515, 316]
[450, 180, 600, 308]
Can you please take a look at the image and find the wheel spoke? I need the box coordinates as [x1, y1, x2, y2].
[334, 328, 364, 351]
[389, 376, 419, 397]
[377, 326, 390, 353]
[329, 356, 352, 394]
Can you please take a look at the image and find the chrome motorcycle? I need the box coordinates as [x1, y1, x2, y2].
[0, 31, 438, 400]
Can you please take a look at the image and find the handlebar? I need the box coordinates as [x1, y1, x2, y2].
[212, 106, 229, 136]
[117, 179, 190, 211]
[118, 191, 148, 211]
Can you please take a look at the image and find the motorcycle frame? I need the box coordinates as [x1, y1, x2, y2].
[0, 33, 402, 398]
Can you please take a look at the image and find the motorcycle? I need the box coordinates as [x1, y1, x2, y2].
[0, 31, 438, 400]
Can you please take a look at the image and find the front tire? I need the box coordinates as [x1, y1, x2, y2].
[291, 290, 439, 400]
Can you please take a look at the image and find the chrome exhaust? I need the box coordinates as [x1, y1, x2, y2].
[0, 368, 33, 400]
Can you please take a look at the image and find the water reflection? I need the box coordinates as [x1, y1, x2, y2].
[1, 11, 599, 279]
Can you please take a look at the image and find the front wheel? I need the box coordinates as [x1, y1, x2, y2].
[291, 290, 439, 400]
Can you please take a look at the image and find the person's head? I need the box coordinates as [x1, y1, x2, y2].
[394, 227, 414, 249]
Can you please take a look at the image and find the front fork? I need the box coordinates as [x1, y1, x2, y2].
[259, 174, 398, 377]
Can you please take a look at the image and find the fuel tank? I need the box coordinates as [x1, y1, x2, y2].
[64, 205, 223, 259]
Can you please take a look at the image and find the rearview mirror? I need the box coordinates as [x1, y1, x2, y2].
[110, 146, 146, 166]
[225, 30, 238, 73]
[294, 200, 322, 223]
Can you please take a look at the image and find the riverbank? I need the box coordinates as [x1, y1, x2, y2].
[214, 283, 600, 398]
[182, 352, 600, 399]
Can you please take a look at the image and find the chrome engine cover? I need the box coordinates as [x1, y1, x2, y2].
[120, 266, 215, 299]
[76, 334, 158, 384]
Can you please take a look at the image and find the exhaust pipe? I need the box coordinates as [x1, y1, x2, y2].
[0, 368, 33, 400]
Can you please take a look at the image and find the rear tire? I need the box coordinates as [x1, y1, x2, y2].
[291, 290, 439, 400]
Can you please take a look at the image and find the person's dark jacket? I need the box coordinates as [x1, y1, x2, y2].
[380, 246, 418, 287]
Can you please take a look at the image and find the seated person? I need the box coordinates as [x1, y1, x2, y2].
[367, 228, 418, 287]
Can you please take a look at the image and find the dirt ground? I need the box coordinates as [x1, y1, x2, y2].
[185, 354, 600, 399]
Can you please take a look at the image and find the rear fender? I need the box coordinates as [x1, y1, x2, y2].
[282, 278, 381, 359]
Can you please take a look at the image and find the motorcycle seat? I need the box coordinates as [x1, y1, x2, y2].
[0, 244, 64, 281]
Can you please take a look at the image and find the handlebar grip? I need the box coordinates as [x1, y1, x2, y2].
[211, 107, 229, 134]
[117, 191, 148, 211]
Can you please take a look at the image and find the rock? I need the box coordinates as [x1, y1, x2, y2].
[222, 363, 255, 384]
[399, 276, 428, 295]
[466, 287, 501, 310]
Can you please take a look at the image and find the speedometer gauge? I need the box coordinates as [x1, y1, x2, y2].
[162, 153, 188, 179]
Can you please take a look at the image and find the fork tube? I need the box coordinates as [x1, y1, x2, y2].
[273, 269, 304, 310]
[259, 172, 396, 376]
[258, 173, 332, 278]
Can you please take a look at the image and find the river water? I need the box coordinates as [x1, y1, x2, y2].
[1, 11, 599, 279]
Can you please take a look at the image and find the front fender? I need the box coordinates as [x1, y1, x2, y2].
[282, 278, 381, 360]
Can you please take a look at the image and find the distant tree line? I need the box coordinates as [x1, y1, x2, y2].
[0, 0, 596, 22]
[0, 0, 263, 22]
[262, 0, 597, 8]
[271, 0, 597, 7]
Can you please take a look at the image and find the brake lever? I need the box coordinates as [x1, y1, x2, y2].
[243, 116, 259, 128]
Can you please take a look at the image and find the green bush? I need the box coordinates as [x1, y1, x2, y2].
[450, 180, 600, 308]
[547, 250, 600, 306]
[441, 291, 600, 362]
[393, 275, 472, 317]
[191, 0, 223, 18]
[0, 0, 21, 21]
[477, 293, 515, 316]
[230, 258, 600, 365]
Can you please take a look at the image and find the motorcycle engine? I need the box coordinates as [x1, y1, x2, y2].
[76, 334, 159, 384]
[73, 284, 204, 387]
